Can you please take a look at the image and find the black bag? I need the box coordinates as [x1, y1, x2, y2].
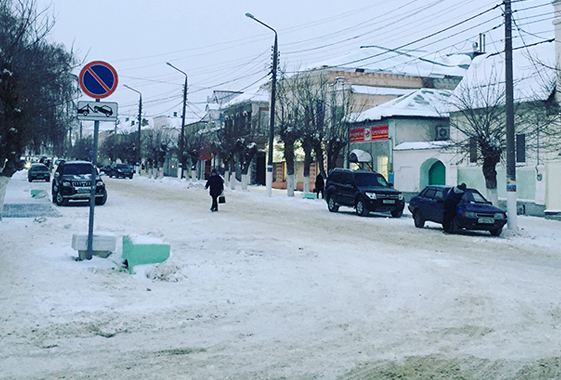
[218, 195, 226, 204]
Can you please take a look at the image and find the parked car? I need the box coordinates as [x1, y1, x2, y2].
[51, 160, 107, 206]
[27, 163, 51, 182]
[109, 163, 134, 179]
[408, 185, 507, 236]
[324, 168, 405, 217]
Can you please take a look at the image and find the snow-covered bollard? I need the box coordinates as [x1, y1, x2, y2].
[71, 233, 117, 260]
[122, 235, 170, 274]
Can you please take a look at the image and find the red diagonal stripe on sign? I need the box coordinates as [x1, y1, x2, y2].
[86, 67, 111, 92]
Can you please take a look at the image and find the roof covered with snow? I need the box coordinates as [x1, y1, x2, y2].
[394, 140, 452, 150]
[351, 85, 415, 97]
[306, 46, 471, 78]
[221, 86, 270, 109]
[347, 88, 453, 122]
[452, 40, 555, 107]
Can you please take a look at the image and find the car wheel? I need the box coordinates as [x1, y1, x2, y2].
[413, 210, 425, 228]
[129, 175, 133, 179]
[490, 227, 502, 236]
[391, 208, 403, 218]
[355, 198, 368, 217]
[28, 178, 32, 182]
[327, 195, 339, 212]
[95, 191, 107, 206]
[55, 191, 67, 206]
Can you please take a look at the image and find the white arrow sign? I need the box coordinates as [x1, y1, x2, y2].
[77, 101, 118, 121]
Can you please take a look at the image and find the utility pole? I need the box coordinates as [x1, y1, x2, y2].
[166, 62, 188, 179]
[124, 85, 143, 173]
[505, 0, 518, 231]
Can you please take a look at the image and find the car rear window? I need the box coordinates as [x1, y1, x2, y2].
[63, 164, 93, 175]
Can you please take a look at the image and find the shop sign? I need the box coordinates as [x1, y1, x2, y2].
[349, 125, 389, 143]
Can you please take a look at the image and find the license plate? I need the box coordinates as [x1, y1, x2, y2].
[478, 217, 494, 224]
[77, 187, 91, 193]
[382, 199, 395, 204]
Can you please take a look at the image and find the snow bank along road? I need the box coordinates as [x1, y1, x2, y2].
[1, 172, 561, 379]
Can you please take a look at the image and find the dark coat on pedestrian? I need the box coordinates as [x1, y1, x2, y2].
[315, 173, 324, 192]
[205, 173, 224, 196]
[443, 183, 466, 232]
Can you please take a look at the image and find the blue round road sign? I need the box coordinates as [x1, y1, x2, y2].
[79, 61, 118, 99]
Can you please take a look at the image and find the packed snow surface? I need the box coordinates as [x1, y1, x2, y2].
[1, 170, 561, 379]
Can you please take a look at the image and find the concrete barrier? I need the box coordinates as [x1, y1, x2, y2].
[72, 233, 117, 260]
[122, 235, 170, 274]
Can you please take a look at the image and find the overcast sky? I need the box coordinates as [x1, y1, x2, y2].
[37, 0, 555, 130]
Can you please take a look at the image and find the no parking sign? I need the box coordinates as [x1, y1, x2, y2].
[79, 61, 118, 99]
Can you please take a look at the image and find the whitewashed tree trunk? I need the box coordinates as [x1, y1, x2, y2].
[0, 176, 10, 221]
[224, 171, 230, 188]
[230, 172, 237, 190]
[241, 173, 250, 191]
[486, 187, 499, 207]
[287, 174, 295, 197]
[303, 175, 310, 193]
[191, 170, 197, 181]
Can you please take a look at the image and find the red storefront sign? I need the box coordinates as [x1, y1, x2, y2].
[349, 125, 389, 143]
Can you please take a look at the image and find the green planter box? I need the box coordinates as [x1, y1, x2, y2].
[122, 235, 170, 274]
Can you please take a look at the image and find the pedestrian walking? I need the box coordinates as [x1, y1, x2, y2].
[205, 168, 224, 212]
[315, 173, 324, 199]
[443, 183, 466, 233]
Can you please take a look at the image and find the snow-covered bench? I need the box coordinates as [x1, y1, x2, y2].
[72, 233, 117, 260]
[122, 235, 170, 274]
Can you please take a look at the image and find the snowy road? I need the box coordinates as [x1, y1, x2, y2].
[1, 171, 561, 379]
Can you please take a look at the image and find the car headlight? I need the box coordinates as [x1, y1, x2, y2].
[464, 211, 477, 218]
[398, 194, 404, 201]
[495, 213, 506, 219]
[96, 180, 104, 186]
[365, 192, 377, 200]
[62, 181, 71, 187]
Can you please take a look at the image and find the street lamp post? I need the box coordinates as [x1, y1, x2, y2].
[166, 62, 188, 179]
[246, 12, 278, 197]
[124, 85, 142, 172]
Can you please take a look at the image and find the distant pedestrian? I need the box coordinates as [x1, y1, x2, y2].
[443, 183, 466, 233]
[205, 168, 224, 212]
[315, 173, 324, 199]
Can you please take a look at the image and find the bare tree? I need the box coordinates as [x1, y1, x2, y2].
[446, 61, 560, 205]
[1, 0, 76, 218]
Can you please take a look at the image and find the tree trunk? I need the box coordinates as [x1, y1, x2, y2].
[285, 141, 296, 197]
[482, 156, 499, 206]
[303, 147, 313, 193]
[241, 173, 250, 191]
[0, 176, 10, 222]
[230, 171, 237, 190]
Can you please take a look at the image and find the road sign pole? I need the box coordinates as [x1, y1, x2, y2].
[86, 99, 100, 260]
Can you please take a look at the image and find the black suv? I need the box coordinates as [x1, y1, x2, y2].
[325, 168, 405, 217]
[52, 160, 107, 206]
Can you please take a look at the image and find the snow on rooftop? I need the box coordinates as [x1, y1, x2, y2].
[351, 85, 415, 97]
[454, 40, 555, 106]
[394, 140, 452, 150]
[347, 88, 453, 122]
[221, 86, 270, 108]
[306, 47, 470, 78]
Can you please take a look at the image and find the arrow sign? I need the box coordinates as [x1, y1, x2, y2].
[79, 61, 118, 99]
[77, 101, 118, 121]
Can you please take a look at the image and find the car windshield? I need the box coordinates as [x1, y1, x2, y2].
[116, 164, 130, 169]
[63, 163, 93, 175]
[462, 189, 488, 203]
[354, 173, 389, 187]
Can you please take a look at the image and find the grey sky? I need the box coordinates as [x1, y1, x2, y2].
[38, 0, 554, 129]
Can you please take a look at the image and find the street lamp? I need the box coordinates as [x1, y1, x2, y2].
[166, 62, 188, 179]
[124, 84, 142, 172]
[246, 12, 278, 197]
